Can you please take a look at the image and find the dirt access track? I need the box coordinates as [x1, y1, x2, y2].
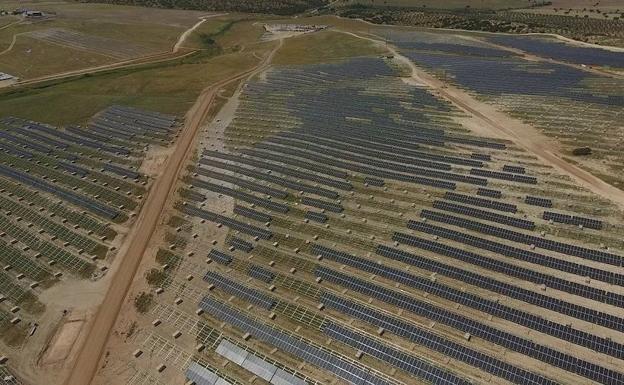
[63, 38, 283, 385]
[340, 30, 624, 211]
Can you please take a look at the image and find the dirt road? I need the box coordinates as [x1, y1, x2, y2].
[173, 13, 227, 53]
[342, 30, 624, 210]
[63, 39, 282, 385]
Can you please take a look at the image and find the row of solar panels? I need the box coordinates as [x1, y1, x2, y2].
[406, 220, 624, 288]
[544, 211, 603, 230]
[432, 200, 535, 230]
[314, 266, 623, 385]
[471, 168, 537, 184]
[314, 243, 624, 355]
[419, 210, 620, 266]
[182, 205, 272, 239]
[199, 297, 397, 385]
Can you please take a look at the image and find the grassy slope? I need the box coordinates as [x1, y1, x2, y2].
[272, 29, 385, 65]
[0, 17, 270, 125]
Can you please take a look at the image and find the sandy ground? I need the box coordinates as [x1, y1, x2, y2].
[341, 30, 624, 211]
[63, 39, 283, 385]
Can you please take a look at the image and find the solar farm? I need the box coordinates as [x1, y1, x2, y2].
[91, 43, 624, 385]
[0, 104, 179, 382]
[378, 29, 624, 188]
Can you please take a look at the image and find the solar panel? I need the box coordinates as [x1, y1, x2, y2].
[199, 296, 394, 385]
[321, 293, 555, 385]
[364, 177, 385, 187]
[525, 196, 553, 208]
[233, 205, 272, 223]
[248, 265, 275, 283]
[470, 168, 537, 184]
[208, 249, 233, 265]
[406, 220, 624, 287]
[182, 205, 272, 239]
[433, 200, 535, 230]
[229, 237, 254, 253]
[543, 211, 603, 230]
[204, 271, 276, 309]
[195, 167, 288, 199]
[502, 165, 526, 174]
[314, 266, 624, 384]
[189, 178, 289, 214]
[418, 210, 621, 266]
[301, 197, 343, 213]
[305, 211, 328, 223]
[476, 187, 501, 199]
[445, 191, 517, 213]
[103, 163, 139, 179]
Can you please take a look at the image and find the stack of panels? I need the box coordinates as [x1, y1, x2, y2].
[248, 265, 275, 283]
[543, 211, 603, 230]
[182, 205, 273, 239]
[406, 220, 624, 287]
[525, 196, 553, 208]
[445, 192, 517, 213]
[390, 232, 624, 307]
[502, 165, 526, 174]
[199, 297, 395, 385]
[433, 200, 535, 230]
[204, 271, 276, 310]
[208, 249, 233, 265]
[476, 187, 502, 199]
[234, 205, 272, 223]
[305, 211, 329, 223]
[301, 197, 343, 213]
[321, 294, 555, 385]
[418, 210, 621, 266]
[229, 237, 254, 253]
[471, 168, 537, 184]
[313, 266, 624, 385]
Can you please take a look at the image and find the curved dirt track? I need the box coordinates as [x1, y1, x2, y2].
[63, 39, 282, 385]
[342, 30, 624, 210]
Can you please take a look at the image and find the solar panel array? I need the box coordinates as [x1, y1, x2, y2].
[204, 271, 276, 310]
[182, 205, 273, 239]
[195, 167, 288, 199]
[208, 249, 233, 265]
[233, 205, 272, 223]
[248, 265, 275, 283]
[476, 187, 501, 198]
[526, 196, 553, 208]
[229, 237, 254, 253]
[406, 220, 624, 286]
[199, 296, 395, 385]
[471, 168, 537, 184]
[321, 293, 556, 385]
[543, 211, 603, 230]
[305, 211, 328, 223]
[432, 200, 535, 230]
[418, 210, 621, 265]
[314, 266, 624, 384]
[502, 165, 525, 174]
[445, 191, 516, 213]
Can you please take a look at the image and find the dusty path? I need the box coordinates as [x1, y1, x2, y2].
[64, 39, 282, 385]
[173, 13, 227, 53]
[0, 34, 17, 56]
[341, 30, 624, 210]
